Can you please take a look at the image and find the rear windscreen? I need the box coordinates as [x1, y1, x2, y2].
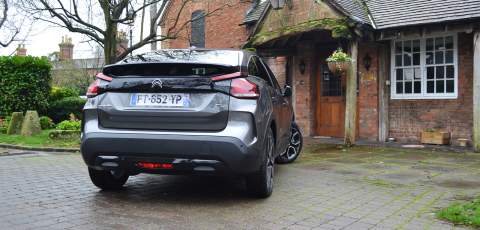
[103, 63, 239, 77]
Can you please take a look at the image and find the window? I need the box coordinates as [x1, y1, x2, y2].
[391, 34, 457, 99]
[190, 10, 205, 48]
[248, 56, 272, 86]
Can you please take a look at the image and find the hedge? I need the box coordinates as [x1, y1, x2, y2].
[47, 97, 86, 122]
[0, 56, 52, 116]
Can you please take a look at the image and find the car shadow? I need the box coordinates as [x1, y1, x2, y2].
[91, 166, 285, 204]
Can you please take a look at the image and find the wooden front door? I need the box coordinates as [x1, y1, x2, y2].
[316, 62, 346, 137]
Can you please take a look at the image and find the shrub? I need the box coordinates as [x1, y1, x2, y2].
[49, 86, 80, 102]
[6, 112, 24, 135]
[48, 97, 86, 122]
[48, 130, 81, 140]
[20, 110, 42, 136]
[56, 120, 81, 131]
[39, 116, 55, 130]
[0, 56, 52, 116]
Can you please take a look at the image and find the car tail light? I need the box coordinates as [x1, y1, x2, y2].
[211, 72, 241, 81]
[136, 162, 173, 169]
[231, 78, 259, 99]
[86, 79, 100, 98]
[96, 72, 113, 81]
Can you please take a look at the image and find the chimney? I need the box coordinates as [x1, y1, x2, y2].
[16, 44, 27, 56]
[116, 31, 129, 57]
[59, 36, 74, 61]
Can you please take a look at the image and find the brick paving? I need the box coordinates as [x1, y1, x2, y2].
[0, 143, 478, 230]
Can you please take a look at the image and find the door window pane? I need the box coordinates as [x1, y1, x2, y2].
[426, 52, 434, 64]
[426, 38, 434, 51]
[396, 69, 403, 80]
[435, 51, 444, 64]
[427, 67, 434, 79]
[405, 82, 412, 94]
[395, 55, 402, 66]
[414, 81, 421, 93]
[396, 82, 403, 94]
[404, 68, 413, 80]
[446, 65, 454, 78]
[446, 80, 454, 93]
[413, 53, 420, 65]
[427, 81, 435, 93]
[445, 36, 453, 49]
[436, 66, 444, 79]
[435, 37, 444, 50]
[445, 51, 453, 63]
[436, 80, 445, 93]
[404, 53, 411, 66]
[413, 40, 420, 52]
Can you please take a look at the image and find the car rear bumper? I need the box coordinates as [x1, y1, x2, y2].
[81, 132, 262, 175]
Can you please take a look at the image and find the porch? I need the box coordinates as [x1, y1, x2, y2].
[248, 0, 480, 150]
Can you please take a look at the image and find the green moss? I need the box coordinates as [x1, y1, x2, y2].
[20, 110, 41, 136]
[6, 112, 24, 135]
[437, 198, 480, 227]
[249, 18, 351, 46]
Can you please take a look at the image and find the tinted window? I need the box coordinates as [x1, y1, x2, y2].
[261, 59, 282, 91]
[119, 50, 241, 66]
[104, 63, 237, 77]
[191, 10, 205, 48]
[248, 56, 271, 86]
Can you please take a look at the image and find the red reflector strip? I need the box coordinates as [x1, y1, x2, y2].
[136, 162, 173, 169]
[96, 72, 113, 82]
[211, 72, 241, 81]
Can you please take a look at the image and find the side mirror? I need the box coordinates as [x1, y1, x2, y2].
[283, 85, 292, 97]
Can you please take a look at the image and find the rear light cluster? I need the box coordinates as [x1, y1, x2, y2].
[136, 162, 173, 169]
[86, 73, 112, 98]
[212, 72, 259, 99]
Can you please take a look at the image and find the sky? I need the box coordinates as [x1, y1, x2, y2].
[0, 1, 158, 59]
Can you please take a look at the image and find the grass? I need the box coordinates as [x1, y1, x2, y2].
[0, 130, 80, 148]
[437, 197, 480, 227]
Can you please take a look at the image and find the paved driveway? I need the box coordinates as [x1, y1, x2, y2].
[1, 141, 479, 230]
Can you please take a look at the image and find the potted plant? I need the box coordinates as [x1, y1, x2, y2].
[421, 128, 450, 145]
[326, 48, 352, 73]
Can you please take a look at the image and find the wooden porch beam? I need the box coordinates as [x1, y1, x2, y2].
[378, 44, 389, 142]
[344, 40, 358, 146]
[474, 32, 480, 152]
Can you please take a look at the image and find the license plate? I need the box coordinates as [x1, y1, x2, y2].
[130, 93, 189, 107]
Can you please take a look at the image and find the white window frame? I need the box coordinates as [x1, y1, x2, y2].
[390, 33, 458, 100]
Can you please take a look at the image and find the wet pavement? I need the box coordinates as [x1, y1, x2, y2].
[0, 140, 479, 230]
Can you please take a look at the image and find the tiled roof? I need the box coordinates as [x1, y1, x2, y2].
[331, 0, 480, 29]
[244, 1, 269, 24]
[366, 0, 480, 29]
[330, 0, 370, 25]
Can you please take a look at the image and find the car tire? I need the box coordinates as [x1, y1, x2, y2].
[246, 128, 275, 198]
[276, 122, 303, 164]
[88, 168, 129, 190]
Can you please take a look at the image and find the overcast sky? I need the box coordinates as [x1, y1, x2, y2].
[0, 1, 157, 59]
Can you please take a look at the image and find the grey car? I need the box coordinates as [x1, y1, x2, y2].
[81, 49, 303, 198]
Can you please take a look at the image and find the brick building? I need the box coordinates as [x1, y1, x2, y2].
[161, 0, 480, 150]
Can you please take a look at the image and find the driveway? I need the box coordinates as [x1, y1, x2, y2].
[0, 140, 479, 230]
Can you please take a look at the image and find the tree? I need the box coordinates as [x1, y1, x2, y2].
[20, 0, 236, 64]
[0, 0, 21, 47]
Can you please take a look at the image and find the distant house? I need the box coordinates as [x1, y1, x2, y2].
[160, 0, 480, 150]
[50, 34, 128, 93]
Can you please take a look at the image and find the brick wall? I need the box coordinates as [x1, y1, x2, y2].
[263, 56, 287, 87]
[388, 32, 473, 145]
[292, 43, 316, 137]
[358, 42, 379, 141]
[161, 0, 251, 49]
